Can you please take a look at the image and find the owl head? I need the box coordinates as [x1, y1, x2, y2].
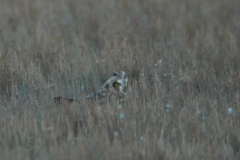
[98, 71, 129, 95]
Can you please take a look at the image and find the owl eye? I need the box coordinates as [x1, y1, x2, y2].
[114, 82, 121, 88]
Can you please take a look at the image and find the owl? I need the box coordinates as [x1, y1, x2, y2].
[54, 71, 129, 138]
[54, 71, 129, 105]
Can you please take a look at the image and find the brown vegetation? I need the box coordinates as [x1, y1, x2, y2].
[0, 0, 240, 159]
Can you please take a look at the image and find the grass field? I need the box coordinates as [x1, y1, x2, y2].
[0, 0, 240, 159]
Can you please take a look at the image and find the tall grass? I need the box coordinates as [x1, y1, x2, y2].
[0, 0, 240, 159]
